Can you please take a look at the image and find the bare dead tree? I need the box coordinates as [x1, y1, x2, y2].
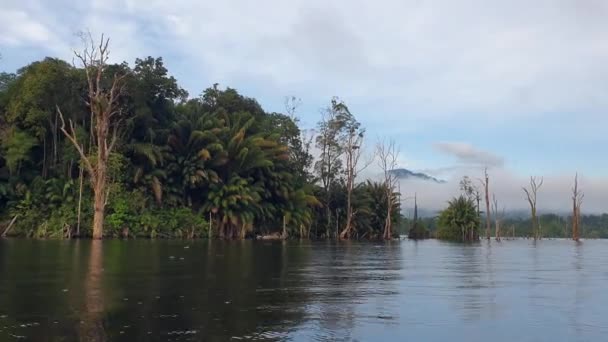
[492, 194, 505, 241]
[376, 139, 399, 240]
[478, 168, 491, 240]
[522, 176, 544, 240]
[572, 173, 584, 241]
[57, 33, 127, 239]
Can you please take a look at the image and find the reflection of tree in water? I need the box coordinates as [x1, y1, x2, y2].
[79, 240, 106, 341]
[571, 241, 584, 338]
[0, 240, 403, 341]
[91, 240, 315, 341]
[0, 241, 97, 340]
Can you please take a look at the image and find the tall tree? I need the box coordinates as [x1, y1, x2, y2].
[522, 176, 543, 240]
[479, 168, 491, 240]
[339, 105, 368, 239]
[491, 194, 504, 241]
[572, 173, 583, 241]
[57, 34, 127, 239]
[412, 193, 418, 234]
[376, 139, 399, 240]
[314, 98, 346, 237]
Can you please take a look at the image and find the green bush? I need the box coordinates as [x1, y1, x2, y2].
[105, 186, 208, 238]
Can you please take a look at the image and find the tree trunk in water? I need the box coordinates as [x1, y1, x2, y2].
[282, 215, 287, 238]
[532, 208, 538, 240]
[209, 212, 212, 238]
[572, 202, 579, 241]
[341, 207, 353, 239]
[384, 208, 392, 240]
[325, 204, 331, 238]
[92, 191, 105, 240]
[340, 178, 354, 239]
[77, 166, 84, 237]
[383, 189, 394, 240]
[495, 219, 500, 241]
[484, 172, 491, 240]
[91, 168, 107, 240]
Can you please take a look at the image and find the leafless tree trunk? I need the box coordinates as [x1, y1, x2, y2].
[376, 139, 399, 240]
[479, 168, 491, 240]
[413, 193, 418, 236]
[572, 173, 583, 241]
[57, 33, 126, 239]
[492, 194, 505, 241]
[282, 215, 287, 239]
[522, 176, 543, 240]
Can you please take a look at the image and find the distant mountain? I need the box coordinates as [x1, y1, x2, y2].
[388, 168, 446, 184]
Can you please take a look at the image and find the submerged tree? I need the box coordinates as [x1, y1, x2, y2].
[57, 34, 127, 239]
[491, 194, 504, 241]
[522, 176, 543, 240]
[479, 168, 491, 240]
[572, 173, 583, 241]
[376, 139, 399, 240]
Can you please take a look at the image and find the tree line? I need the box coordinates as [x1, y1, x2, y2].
[412, 170, 589, 242]
[0, 35, 401, 239]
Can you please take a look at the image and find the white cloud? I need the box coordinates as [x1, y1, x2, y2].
[0, 9, 53, 46]
[433, 142, 504, 167]
[4, 0, 608, 122]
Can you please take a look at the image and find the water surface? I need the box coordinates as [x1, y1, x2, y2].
[0, 239, 607, 341]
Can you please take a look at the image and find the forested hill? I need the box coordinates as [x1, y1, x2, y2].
[0, 55, 401, 239]
[389, 168, 446, 183]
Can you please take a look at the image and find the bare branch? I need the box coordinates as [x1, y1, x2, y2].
[284, 96, 302, 120]
[522, 175, 543, 239]
[56, 106, 95, 178]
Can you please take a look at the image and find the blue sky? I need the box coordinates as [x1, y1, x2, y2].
[2, 0, 608, 211]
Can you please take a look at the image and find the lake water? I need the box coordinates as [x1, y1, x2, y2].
[0, 239, 607, 341]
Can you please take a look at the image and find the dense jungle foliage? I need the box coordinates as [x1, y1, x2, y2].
[0, 56, 401, 239]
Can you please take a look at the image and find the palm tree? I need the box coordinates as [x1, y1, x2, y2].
[165, 113, 222, 207]
[437, 196, 480, 241]
[204, 111, 288, 238]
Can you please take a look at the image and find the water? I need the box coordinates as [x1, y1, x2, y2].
[0, 239, 607, 341]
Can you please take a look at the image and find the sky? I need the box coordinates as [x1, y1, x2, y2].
[1, 0, 608, 213]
